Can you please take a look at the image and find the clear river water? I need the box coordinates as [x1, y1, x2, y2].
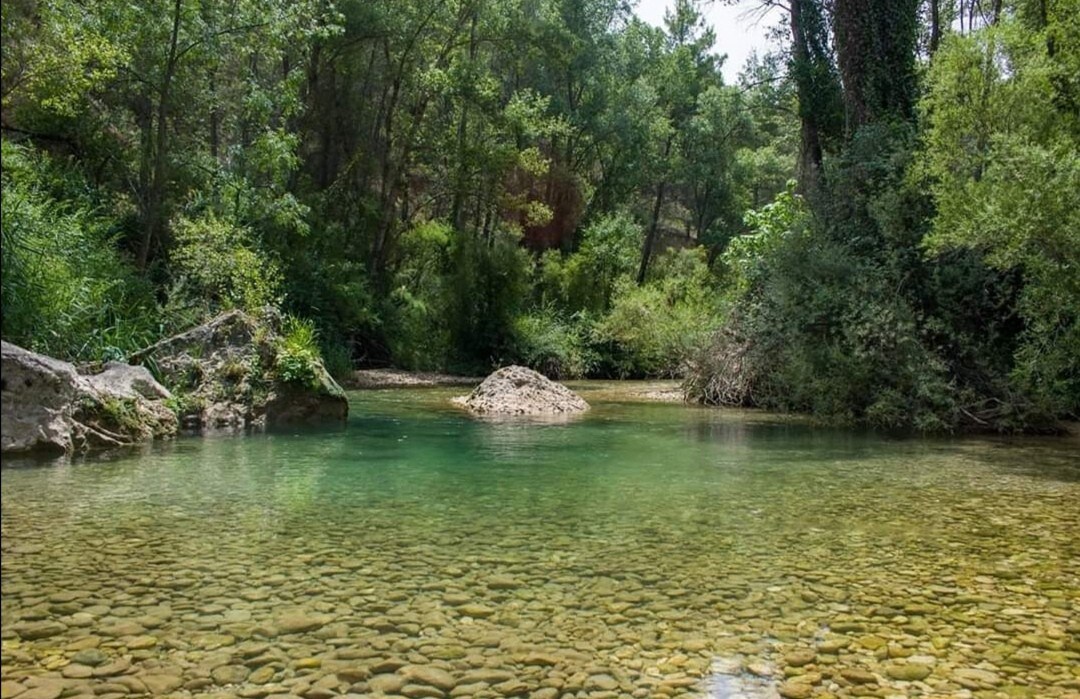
[2, 384, 1078, 699]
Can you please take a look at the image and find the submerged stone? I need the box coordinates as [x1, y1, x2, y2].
[12, 621, 68, 641]
[884, 662, 932, 681]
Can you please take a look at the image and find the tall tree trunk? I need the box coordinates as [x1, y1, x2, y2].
[790, 0, 825, 191]
[833, 0, 918, 129]
[637, 136, 674, 285]
[138, 0, 182, 270]
[929, 0, 942, 54]
[450, 10, 478, 231]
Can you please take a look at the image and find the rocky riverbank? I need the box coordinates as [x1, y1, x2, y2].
[345, 370, 483, 390]
[1, 311, 347, 455]
[1, 342, 177, 454]
[130, 310, 346, 431]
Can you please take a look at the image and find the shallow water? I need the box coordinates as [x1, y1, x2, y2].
[2, 385, 1078, 699]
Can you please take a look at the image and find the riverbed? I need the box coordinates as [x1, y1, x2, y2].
[2, 384, 1078, 699]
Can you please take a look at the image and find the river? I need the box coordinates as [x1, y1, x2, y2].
[2, 384, 1078, 698]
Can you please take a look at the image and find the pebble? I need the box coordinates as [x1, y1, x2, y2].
[140, 675, 183, 694]
[70, 649, 108, 667]
[403, 666, 455, 691]
[585, 674, 619, 691]
[12, 622, 67, 641]
[778, 682, 813, 699]
[274, 614, 328, 636]
[840, 668, 877, 685]
[16, 688, 61, 699]
[784, 650, 816, 668]
[367, 674, 405, 694]
[884, 662, 932, 681]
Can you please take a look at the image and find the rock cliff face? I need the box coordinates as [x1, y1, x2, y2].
[455, 365, 588, 415]
[130, 310, 347, 430]
[1, 342, 177, 454]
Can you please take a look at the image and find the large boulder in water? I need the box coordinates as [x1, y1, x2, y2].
[456, 365, 588, 416]
[130, 309, 347, 430]
[1, 341, 177, 455]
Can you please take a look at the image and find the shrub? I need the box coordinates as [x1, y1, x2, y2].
[385, 221, 455, 370]
[443, 227, 532, 370]
[534, 212, 642, 314]
[511, 309, 596, 379]
[169, 212, 282, 316]
[275, 316, 321, 387]
[318, 339, 354, 382]
[594, 248, 721, 377]
[0, 141, 159, 361]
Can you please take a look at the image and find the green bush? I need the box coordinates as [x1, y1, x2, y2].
[1, 141, 160, 361]
[445, 227, 533, 370]
[169, 212, 282, 316]
[511, 309, 596, 379]
[385, 221, 454, 370]
[318, 339, 354, 382]
[534, 212, 642, 314]
[594, 248, 721, 377]
[688, 123, 1057, 432]
[275, 315, 321, 387]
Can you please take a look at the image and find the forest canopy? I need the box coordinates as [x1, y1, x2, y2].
[2, 0, 1077, 431]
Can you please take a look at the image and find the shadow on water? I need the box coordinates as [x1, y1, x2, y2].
[941, 436, 1080, 483]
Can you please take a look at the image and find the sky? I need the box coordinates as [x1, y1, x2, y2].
[632, 0, 783, 83]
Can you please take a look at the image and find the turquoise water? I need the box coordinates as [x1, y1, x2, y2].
[2, 385, 1078, 699]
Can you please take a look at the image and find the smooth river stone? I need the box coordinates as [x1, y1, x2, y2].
[441, 593, 471, 606]
[248, 667, 276, 685]
[778, 683, 813, 699]
[784, 650, 816, 668]
[839, 668, 877, 685]
[70, 649, 108, 667]
[126, 635, 157, 649]
[16, 687, 61, 699]
[584, 674, 619, 691]
[461, 669, 514, 684]
[65, 613, 96, 627]
[0, 684, 24, 699]
[92, 658, 131, 677]
[212, 665, 250, 685]
[367, 674, 406, 694]
[369, 658, 409, 674]
[275, 614, 329, 635]
[485, 575, 523, 590]
[140, 675, 184, 695]
[455, 604, 495, 618]
[884, 662, 932, 681]
[13, 621, 67, 640]
[61, 665, 94, 679]
[99, 621, 145, 637]
[400, 684, 444, 699]
[403, 666, 456, 691]
[953, 668, 1002, 687]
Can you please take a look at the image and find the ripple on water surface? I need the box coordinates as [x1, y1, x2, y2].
[2, 385, 1079, 699]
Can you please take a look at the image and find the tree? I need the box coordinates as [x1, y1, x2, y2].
[637, 0, 722, 283]
[918, 14, 1080, 415]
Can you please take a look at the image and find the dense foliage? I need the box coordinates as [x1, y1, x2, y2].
[2, 0, 1076, 430]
